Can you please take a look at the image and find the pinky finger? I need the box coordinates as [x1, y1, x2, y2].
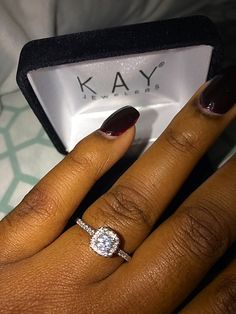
[181, 259, 236, 314]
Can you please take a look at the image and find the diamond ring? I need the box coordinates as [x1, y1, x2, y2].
[76, 218, 131, 262]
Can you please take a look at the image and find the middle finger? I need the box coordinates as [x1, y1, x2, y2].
[46, 69, 236, 280]
[109, 153, 236, 314]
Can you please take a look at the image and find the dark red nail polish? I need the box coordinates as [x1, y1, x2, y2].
[199, 66, 236, 115]
[99, 106, 140, 136]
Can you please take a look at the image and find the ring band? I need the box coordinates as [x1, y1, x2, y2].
[76, 218, 131, 262]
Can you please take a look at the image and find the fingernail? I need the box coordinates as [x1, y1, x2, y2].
[199, 66, 236, 115]
[99, 106, 140, 136]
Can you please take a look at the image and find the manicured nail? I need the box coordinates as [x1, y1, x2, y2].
[199, 66, 236, 115]
[99, 106, 140, 136]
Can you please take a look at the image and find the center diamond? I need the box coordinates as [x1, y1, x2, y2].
[90, 227, 120, 257]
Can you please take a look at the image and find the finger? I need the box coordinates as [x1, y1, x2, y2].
[0, 106, 139, 263]
[109, 155, 236, 313]
[48, 68, 236, 280]
[181, 259, 236, 314]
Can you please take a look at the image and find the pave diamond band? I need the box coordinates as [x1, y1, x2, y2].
[76, 218, 131, 262]
[76, 218, 95, 236]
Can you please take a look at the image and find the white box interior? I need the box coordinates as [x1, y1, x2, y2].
[27, 45, 213, 153]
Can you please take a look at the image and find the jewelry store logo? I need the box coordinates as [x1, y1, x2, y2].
[76, 61, 165, 100]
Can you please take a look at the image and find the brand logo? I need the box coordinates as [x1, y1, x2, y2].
[77, 61, 165, 100]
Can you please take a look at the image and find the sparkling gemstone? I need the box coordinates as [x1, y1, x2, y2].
[90, 227, 120, 257]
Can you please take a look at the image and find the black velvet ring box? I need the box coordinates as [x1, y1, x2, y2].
[16, 15, 222, 155]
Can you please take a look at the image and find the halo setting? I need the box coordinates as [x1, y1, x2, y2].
[76, 218, 131, 261]
[90, 227, 120, 257]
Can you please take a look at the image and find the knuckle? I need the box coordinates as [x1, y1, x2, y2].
[13, 186, 60, 225]
[67, 150, 94, 173]
[68, 148, 108, 178]
[98, 183, 152, 229]
[213, 274, 236, 313]
[173, 201, 231, 261]
[164, 127, 200, 153]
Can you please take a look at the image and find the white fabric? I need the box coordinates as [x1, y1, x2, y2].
[1, 0, 235, 96]
[0, 0, 56, 95]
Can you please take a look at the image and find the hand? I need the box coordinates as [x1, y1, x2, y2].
[0, 68, 235, 314]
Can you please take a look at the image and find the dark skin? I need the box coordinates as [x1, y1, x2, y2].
[0, 83, 235, 313]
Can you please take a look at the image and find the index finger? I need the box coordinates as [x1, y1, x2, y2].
[0, 106, 139, 263]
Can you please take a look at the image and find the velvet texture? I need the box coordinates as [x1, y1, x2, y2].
[16, 15, 222, 154]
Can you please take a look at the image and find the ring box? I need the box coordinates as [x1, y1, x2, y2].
[16, 16, 222, 155]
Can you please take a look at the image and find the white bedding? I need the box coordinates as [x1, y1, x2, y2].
[0, 0, 235, 96]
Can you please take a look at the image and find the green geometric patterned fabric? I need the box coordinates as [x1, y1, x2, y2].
[0, 91, 63, 219]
